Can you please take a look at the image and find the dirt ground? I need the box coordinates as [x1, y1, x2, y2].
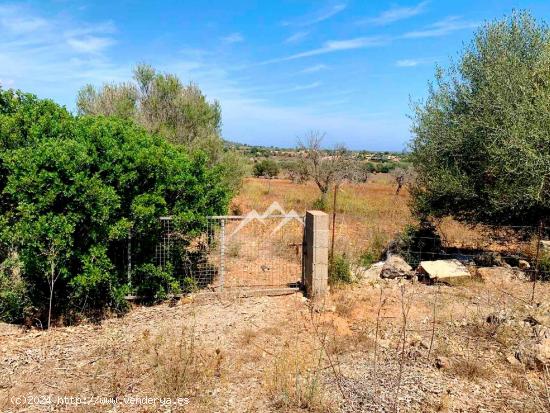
[1, 268, 549, 412]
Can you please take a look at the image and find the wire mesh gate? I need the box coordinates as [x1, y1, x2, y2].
[156, 214, 305, 293]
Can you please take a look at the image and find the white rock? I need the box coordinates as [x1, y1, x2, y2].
[380, 255, 412, 279]
[354, 261, 384, 283]
[417, 259, 471, 284]
[540, 240, 550, 253]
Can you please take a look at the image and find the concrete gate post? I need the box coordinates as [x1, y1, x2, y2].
[303, 210, 329, 297]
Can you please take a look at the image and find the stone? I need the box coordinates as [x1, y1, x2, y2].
[506, 354, 520, 366]
[535, 338, 550, 370]
[486, 311, 509, 325]
[540, 240, 550, 253]
[380, 255, 412, 279]
[417, 259, 471, 284]
[435, 356, 450, 370]
[355, 261, 384, 283]
[518, 260, 530, 270]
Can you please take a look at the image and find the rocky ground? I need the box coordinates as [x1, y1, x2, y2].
[1, 268, 549, 412]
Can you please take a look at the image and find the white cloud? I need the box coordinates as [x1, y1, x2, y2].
[284, 31, 310, 44]
[396, 59, 422, 67]
[0, 78, 15, 88]
[0, 3, 124, 106]
[261, 36, 388, 64]
[271, 82, 321, 94]
[403, 16, 478, 38]
[359, 1, 429, 26]
[67, 36, 115, 54]
[300, 64, 328, 73]
[395, 58, 436, 67]
[282, 3, 346, 27]
[221, 32, 244, 43]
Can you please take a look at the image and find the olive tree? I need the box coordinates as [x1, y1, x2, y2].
[298, 131, 354, 207]
[77, 64, 246, 193]
[410, 11, 550, 228]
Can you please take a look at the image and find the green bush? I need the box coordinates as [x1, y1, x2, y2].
[253, 159, 280, 178]
[0, 88, 230, 324]
[0, 258, 30, 323]
[388, 221, 443, 268]
[312, 197, 327, 211]
[539, 253, 550, 281]
[329, 254, 353, 286]
[133, 264, 179, 302]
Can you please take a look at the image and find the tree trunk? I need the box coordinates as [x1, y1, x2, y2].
[48, 262, 55, 329]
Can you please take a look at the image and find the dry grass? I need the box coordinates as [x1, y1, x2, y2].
[234, 176, 412, 264]
[2, 176, 550, 412]
[264, 344, 334, 412]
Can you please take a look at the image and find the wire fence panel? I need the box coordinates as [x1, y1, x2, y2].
[157, 215, 304, 292]
[329, 214, 550, 281]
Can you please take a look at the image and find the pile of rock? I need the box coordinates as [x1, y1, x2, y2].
[354, 244, 543, 286]
[355, 254, 473, 285]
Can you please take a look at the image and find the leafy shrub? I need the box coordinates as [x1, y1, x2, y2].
[312, 197, 327, 211]
[539, 253, 550, 281]
[0, 88, 230, 324]
[387, 221, 443, 267]
[329, 254, 353, 286]
[253, 159, 280, 178]
[0, 257, 30, 323]
[359, 251, 378, 268]
[134, 264, 179, 302]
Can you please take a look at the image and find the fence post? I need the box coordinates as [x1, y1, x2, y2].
[127, 229, 132, 287]
[220, 218, 225, 291]
[303, 210, 329, 297]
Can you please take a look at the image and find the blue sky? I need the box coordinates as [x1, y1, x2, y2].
[1, 1, 550, 150]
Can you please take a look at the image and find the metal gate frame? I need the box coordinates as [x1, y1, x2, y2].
[157, 214, 305, 294]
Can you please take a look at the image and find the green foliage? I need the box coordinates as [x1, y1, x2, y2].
[311, 197, 328, 211]
[77, 64, 245, 193]
[280, 159, 309, 183]
[0, 255, 30, 323]
[328, 254, 353, 286]
[133, 264, 179, 302]
[539, 253, 550, 281]
[253, 159, 280, 178]
[411, 11, 550, 226]
[0, 88, 230, 323]
[388, 221, 443, 268]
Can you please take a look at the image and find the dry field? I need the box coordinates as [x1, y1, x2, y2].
[1, 176, 549, 412]
[1, 272, 548, 412]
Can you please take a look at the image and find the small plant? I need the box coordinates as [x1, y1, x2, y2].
[538, 253, 550, 281]
[0, 265, 30, 324]
[450, 357, 491, 381]
[329, 254, 353, 286]
[181, 276, 198, 294]
[265, 346, 331, 411]
[147, 326, 214, 398]
[228, 242, 241, 258]
[311, 197, 327, 211]
[133, 263, 179, 302]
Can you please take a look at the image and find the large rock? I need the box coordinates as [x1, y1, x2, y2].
[417, 259, 471, 284]
[541, 240, 550, 253]
[354, 261, 384, 283]
[535, 338, 550, 370]
[380, 255, 412, 279]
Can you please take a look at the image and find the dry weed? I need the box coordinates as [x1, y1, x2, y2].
[264, 344, 334, 412]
